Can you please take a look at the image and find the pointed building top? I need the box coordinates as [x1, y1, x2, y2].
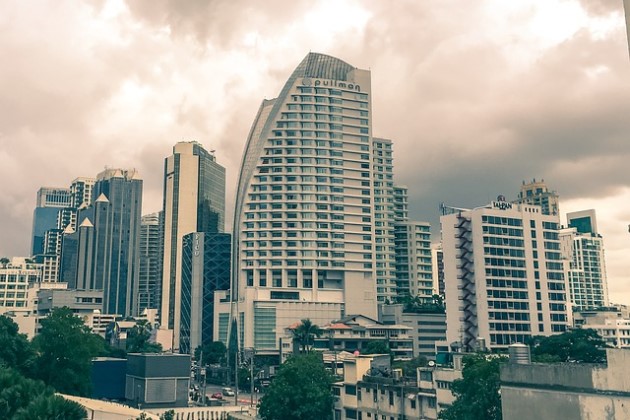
[63, 225, 76, 234]
[79, 217, 94, 228]
[95, 193, 109, 203]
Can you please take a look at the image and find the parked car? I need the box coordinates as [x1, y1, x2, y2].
[211, 392, 223, 400]
[222, 387, 235, 396]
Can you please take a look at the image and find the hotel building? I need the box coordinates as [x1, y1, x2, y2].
[441, 197, 571, 351]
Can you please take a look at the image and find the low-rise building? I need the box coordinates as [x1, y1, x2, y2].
[0, 258, 41, 314]
[501, 348, 630, 420]
[333, 353, 437, 420]
[379, 303, 447, 360]
[574, 308, 630, 348]
[125, 353, 190, 409]
[310, 315, 414, 361]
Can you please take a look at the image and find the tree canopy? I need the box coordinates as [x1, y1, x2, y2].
[290, 319, 323, 354]
[32, 307, 107, 396]
[0, 315, 36, 375]
[527, 328, 607, 363]
[127, 319, 162, 353]
[194, 341, 227, 365]
[258, 353, 334, 420]
[0, 367, 86, 420]
[362, 340, 391, 356]
[438, 354, 503, 420]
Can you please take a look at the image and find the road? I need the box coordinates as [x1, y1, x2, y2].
[204, 384, 262, 406]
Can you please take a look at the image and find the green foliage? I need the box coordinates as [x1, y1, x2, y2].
[528, 328, 607, 363]
[362, 341, 391, 355]
[258, 353, 334, 420]
[0, 367, 85, 420]
[32, 307, 106, 396]
[127, 320, 162, 353]
[399, 294, 445, 314]
[13, 394, 86, 420]
[160, 410, 176, 420]
[237, 366, 251, 391]
[0, 315, 36, 375]
[194, 341, 227, 365]
[392, 355, 428, 377]
[291, 319, 323, 354]
[438, 355, 503, 420]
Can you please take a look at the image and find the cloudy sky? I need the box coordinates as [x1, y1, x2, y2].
[1, 0, 629, 301]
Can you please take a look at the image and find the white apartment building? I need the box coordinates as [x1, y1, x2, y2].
[218, 52, 386, 355]
[0, 258, 41, 313]
[441, 198, 571, 351]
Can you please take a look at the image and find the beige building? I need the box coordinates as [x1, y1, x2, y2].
[501, 348, 630, 420]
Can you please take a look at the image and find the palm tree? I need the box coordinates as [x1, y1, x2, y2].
[291, 319, 322, 354]
[0, 258, 9, 268]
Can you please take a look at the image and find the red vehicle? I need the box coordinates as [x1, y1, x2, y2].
[211, 392, 223, 400]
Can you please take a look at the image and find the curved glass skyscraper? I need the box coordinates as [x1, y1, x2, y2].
[223, 53, 391, 356]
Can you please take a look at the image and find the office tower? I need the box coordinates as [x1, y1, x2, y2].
[180, 232, 231, 354]
[514, 179, 559, 216]
[31, 187, 72, 255]
[139, 212, 164, 313]
[560, 210, 608, 310]
[161, 142, 226, 349]
[441, 196, 570, 351]
[69, 168, 143, 317]
[70, 177, 95, 209]
[372, 138, 396, 303]
[219, 52, 385, 356]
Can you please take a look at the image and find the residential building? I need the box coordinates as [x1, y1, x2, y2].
[431, 244, 445, 296]
[70, 177, 95, 209]
[221, 52, 385, 357]
[417, 353, 467, 415]
[0, 258, 41, 314]
[560, 210, 608, 310]
[333, 353, 437, 420]
[514, 178, 559, 216]
[67, 168, 143, 317]
[441, 197, 571, 351]
[179, 232, 231, 354]
[372, 138, 397, 303]
[161, 141, 226, 350]
[501, 349, 630, 420]
[574, 308, 630, 348]
[379, 303, 447, 360]
[139, 212, 163, 313]
[311, 314, 413, 361]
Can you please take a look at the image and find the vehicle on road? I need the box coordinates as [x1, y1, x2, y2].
[211, 392, 223, 400]
[222, 387, 235, 396]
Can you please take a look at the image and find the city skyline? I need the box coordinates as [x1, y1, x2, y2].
[1, 1, 630, 304]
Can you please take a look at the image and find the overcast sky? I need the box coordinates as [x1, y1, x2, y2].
[1, 0, 629, 302]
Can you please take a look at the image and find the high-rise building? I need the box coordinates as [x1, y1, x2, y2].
[161, 142, 226, 350]
[514, 179, 559, 216]
[431, 244, 445, 296]
[560, 210, 608, 310]
[68, 168, 143, 316]
[70, 177, 95, 209]
[220, 52, 385, 356]
[180, 232, 231, 354]
[372, 138, 396, 303]
[441, 197, 570, 351]
[139, 212, 164, 313]
[31, 187, 72, 255]
[394, 221, 433, 299]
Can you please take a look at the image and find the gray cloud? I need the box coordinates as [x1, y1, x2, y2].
[1, 0, 629, 303]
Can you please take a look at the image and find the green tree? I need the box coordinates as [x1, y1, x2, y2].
[362, 341, 391, 355]
[290, 319, 323, 353]
[439, 355, 503, 420]
[0, 315, 36, 375]
[392, 355, 428, 377]
[0, 257, 9, 268]
[127, 320, 162, 353]
[0, 367, 48, 419]
[258, 353, 334, 420]
[14, 394, 86, 420]
[194, 341, 227, 365]
[528, 329, 607, 363]
[32, 307, 106, 396]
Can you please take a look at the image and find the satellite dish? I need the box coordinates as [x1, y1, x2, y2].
[428, 361, 436, 367]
